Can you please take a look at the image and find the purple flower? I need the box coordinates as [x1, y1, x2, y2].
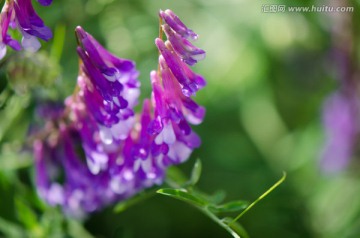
[120, 100, 165, 188]
[155, 39, 205, 97]
[136, 9, 206, 170]
[36, 101, 65, 121]
[75, 26, 140, 144]
[37, 0, 53, 6]
[155, 10, 206, 96]
[320, 92, 360, 173]
[34, 105, 159, 217]
[33, 100, 141, 217]
[162, 24, 205, 66]
[159, 9, 198, 40]
[146, 70, 202, 168]
[34, 9, 206, 216]
[34, 127, 124, 218]
[0, 0, 52, 59]
[159, 9, 205, 66]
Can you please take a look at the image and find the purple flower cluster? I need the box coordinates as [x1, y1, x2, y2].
[320, 91, 360, 173]
[34, 10, 206, 216]
[0, 0, 52, 60]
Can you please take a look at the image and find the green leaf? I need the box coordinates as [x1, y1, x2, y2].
[15, 197, 38, 231]
[208, 200, 248, 213]
[0, 86, 12, 110]
[165, 166, 189, 188]
[157, 188, 243, 238]
[0, 95, 30, 142]
[189, 159, 202, 186]
[68, 219, 95, 238]
[39, 208, 65, 237]
[0, 217, 26, 238]
[223, 217, 250, 238]
[0, 146, 32, 171]
[156, 188, 208, 207]
[200, 210, 242, 238]
[207, 190, 226, 204]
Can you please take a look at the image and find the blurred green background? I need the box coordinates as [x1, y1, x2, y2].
[1, 0, 360, 237]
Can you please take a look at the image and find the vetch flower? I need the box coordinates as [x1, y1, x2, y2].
[34, 126, 123, 218]
[159, 9, 198, 40]
[137, 9, 206, 171]
[162, 24, 205, 66]
[34, 9, 206, 216]
[65, 87, 118, 175]
[146, 69, 202, 169]
[155, 10, 206, 96]
[320, 92, 360, 173]
[0, 0, 52, 59]
[119, 100, 165, 189]
[33, 102, 137, 217]
[37, 0, 53, 6]
[75, 26, 140, 144]
[159, 9, 205, 66]
[155, 39, 206, 97]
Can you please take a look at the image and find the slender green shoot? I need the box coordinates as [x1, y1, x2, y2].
[230, 172, 286, 225]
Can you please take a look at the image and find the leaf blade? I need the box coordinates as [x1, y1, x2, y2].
[189, 159, 202, 186]
[208, 200, 249, 213]
[156, 188, 208, 207]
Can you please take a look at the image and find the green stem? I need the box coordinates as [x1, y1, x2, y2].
[113, 188, 157, 213]
[50, 24, 66, 63]
[230, 172, 286, 225]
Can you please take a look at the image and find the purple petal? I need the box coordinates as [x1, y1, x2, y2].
[77, 47, 124, 101]
[4, 35, 21, 50]
[163, 24, 205, 66]
[0, 2, 21, 54]
[1, 2, 13, 40]
[156, 39, 199, 96]
[14, 0, 52, 41]
[159, 9, 198, 40]
[75, 26, 139, 85]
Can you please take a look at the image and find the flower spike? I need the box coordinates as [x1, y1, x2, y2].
[156, 10, 206, 96]
[34, 10, 206, 216]
[135, 9, 206, 170]
[75, 26, 140, 143]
